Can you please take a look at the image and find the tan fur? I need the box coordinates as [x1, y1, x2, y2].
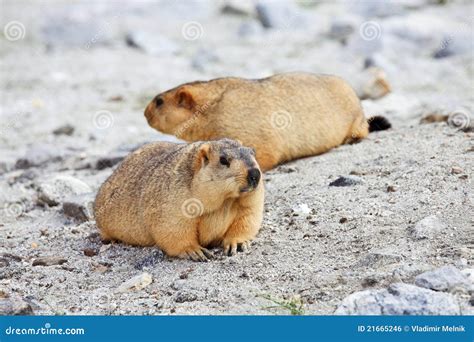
[144, 72, 371, 171]
[94, 139, 264, 261]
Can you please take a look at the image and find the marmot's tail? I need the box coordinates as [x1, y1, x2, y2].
[368, 116, 391, 132]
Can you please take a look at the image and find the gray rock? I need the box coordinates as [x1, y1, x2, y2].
[336, 283, 460, 315]
[95, 152, 127, 170]
[134, 250, 165, 270]
[256, 1, 306, 30]
[37, 175, 92, 206]
[175, 291, 198, 303]
[221, 0, 255, 16]
[53, 124, 75, 136]
[32, 256, 68, 266]
[329, 175, 364, 187]
[62, 193, 95, 222]
[415, 266, 473, 292]
[356, 250, 403, 267]
[350, 1, 405, 18]
[125, 31, 179, 56]
[410, 215, 446, 240]
[0, 297, 34, 315]
[238, 21, 264, 37]
[328, 16, 358, 42]
[41, 16, 112, 48]
[433, 32, 473, 59]
[15, 144, 66, 169]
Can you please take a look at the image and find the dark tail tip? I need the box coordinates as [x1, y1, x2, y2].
[368, 116, 391, 132]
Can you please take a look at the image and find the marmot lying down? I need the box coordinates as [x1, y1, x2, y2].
[144, 72, 391, 171]
[94, 139, 264, 261]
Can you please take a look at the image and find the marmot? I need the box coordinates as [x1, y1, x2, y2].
[144, 72, 391, 171]
[94, 138, 264, 261]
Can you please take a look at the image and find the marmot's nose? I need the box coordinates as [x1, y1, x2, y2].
[247, 168, 261, 188]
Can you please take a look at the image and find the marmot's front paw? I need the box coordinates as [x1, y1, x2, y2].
[178, 246, 213, 262]
[223, 240, 251, 256]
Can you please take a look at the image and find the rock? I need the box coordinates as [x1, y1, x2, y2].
[134, 250, 165, 270]
[53, 124, 75, 136]
[329, 175, 364, 187]
[356, 250, 403, 267]
[37, 175, 92, 206]
[336, 283, 460, 315]
[292, 203, 311, 216]
[191, 49, 219, 72]
[386, 185, 397, 192]
[328, 16, 358, 42]
[15, 144, 66, 169]
[32, 256, 68, 266]
[354, 67, 392, 100]
[125, 31, 179, 56]
[433, 31, 472, 59]
[415, 266, 473, 292]
[409, 215, 446, 240]
[95, 152, 127, 170]
[83, 248, 97, 257]
[256, 1, 306, 30]
[350, 0, 404, 18]
[0, 296, 34, 315]
[174, 291, 198, 303]
[221, 0, 255, 16]
[41, 16, 112, 48]
[451, 166, 463, 175]
[461, 269, 474, 284]
[420, 113, 448, 124]
[62, 193, 94, 222]
[116, 272, 153, 293]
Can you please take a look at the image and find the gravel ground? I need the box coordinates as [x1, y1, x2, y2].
[0, 0, 473, 315]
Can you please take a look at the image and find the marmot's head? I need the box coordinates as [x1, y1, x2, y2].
[192, 139, 261, 198]
[144, 84, 205, 137]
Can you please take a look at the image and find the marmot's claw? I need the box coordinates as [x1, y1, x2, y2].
[185, 247, 212, 262]
[224, 241, 251, 256]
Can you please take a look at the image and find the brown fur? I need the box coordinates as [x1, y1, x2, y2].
[144, 72, 389, 171]
[94, 139, 264, 261]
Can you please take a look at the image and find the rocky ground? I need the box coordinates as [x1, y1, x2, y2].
[0, 0, 473, 315]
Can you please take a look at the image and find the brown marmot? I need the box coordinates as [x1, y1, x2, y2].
[94, 138, 264, 261]
[144, 72, 391, 171]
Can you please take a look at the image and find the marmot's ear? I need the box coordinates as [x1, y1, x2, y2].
[193, 143, 210, 172]
[176, 88, 195, 110]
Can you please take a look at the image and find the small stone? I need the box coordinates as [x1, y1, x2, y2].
[95, 152, 127, 170]
[292, 204, 311, 216]
[415, 265, 472, 292]
[461, 268, 474, 284]
[221, 0, 254, 16]
[451, 166, 463, 174]
[356, 250, 403, 267]
[339, 217, 348, 224]
[83, 248, 97, 257]
[53, 124, 75, 136]
[62, 193, 94, 222]
[0, 296, 34, 315]
[336, 283, 460, 315]
[410, 215, 446, 240]
[420, 113, 448, 124]
[329, 175, 364, 187]
[37, 175, 92, 206]
[386, 185, 397, 192]
[134, 250, 165, 270]
[0, 258, 9, 267]
[116, 272, 153, 293]
[256, 1, 306, 30]
[15, 144, 66, 169]
[356, 67, 392, 100]
[125, 31, 179, 56]
[32, 256, 67, 266]
[278, 165, 298, 173]
[174, 291, 198, 303]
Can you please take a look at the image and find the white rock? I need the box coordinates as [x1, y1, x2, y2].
[410, 215, 446, 240]
[116, 272, 153, 293]
[37, 175, 92, 206]
[415, 265, 473, 292]
[293, 203, 311, 216]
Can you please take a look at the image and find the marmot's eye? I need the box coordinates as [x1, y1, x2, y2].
[219, 156, 230, 167]
[154, 97, 164, 107]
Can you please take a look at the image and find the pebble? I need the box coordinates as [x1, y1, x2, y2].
[116, 272, 153, 293]
[409, 215, 446, 240]
[329, 175, 364, 187]
[174, 291, 198, 303]
[83, 248, 97, 257]
[336, 283, 460, 315]
[125, 31, 179, 56]
[451, 166, 463, 174]
[256, 0, 306, 30]
[53, 124, 75, 136]
[95, 152, 127, 170]
[62, 193, 95, 222]
[15, 144, 66, 169]
[32, 256, 68, 266]
[356, 250, 403, 267]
